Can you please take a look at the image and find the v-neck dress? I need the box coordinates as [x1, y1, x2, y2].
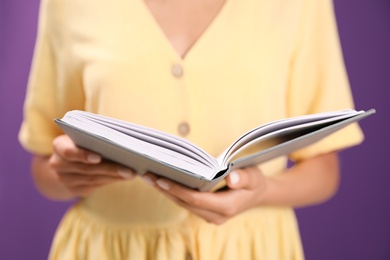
[19, 0, 364, 259]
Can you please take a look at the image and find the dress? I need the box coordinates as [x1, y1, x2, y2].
[19, 0, 364, 259]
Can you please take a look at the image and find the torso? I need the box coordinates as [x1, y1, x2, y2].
[143, 0, 226, 58]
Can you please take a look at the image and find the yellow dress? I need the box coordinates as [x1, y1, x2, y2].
[19, 0, 364, 259]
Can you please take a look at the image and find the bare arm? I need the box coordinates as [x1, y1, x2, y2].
[31, 135, 135, 201]
[141, 152, 340, 224]
[261, 152, 340, 207]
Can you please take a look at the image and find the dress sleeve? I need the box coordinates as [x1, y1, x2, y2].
[18, 0, 85, 155]
[287, 0, 364, 161]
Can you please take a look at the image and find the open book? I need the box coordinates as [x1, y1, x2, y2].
[55, 109, 375, 191]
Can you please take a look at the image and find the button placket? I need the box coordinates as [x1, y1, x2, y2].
[171, 61, 190, 137]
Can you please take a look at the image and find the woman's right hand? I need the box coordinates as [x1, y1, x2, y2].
[32, 135, 135, 200]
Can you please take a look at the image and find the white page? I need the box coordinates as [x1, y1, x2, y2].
[72, 111, 218, 167]
[218, 110, 361, 164]
[62, 116, 219, 179]
[222, 112, 360, 164]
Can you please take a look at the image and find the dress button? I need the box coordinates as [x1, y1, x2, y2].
[178, 122, 190, 136]
[171, 64, 183, 78]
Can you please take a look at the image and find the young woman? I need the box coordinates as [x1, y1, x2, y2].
[19, 0, 363, 259]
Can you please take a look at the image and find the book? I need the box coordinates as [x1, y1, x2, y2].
[54, 109, 375, 191]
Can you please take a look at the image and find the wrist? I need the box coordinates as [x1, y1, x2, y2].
[256, 175, 277, 207]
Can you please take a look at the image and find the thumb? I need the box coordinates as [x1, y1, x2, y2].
[226, 167, 263, 190]
[226, 170, 249, 190]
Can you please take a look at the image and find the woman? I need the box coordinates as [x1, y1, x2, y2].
[19, 0, 363, 259]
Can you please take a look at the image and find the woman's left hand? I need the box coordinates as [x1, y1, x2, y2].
[141, 167, 268, 225]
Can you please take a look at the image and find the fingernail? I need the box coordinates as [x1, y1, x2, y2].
[229, 171, 240, 185]
[156, 179, 170, 190]
[117, 167, 134, 179]
[87, 153, 101, 163]
[141, 175, 154, 185]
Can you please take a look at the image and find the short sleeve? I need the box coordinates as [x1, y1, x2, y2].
[18, 0, 85, 155]
[287, 0, 364, 161]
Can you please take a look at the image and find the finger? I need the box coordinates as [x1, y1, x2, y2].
[68, 162, 135, 178]
[160, 190, 229, 225]
[53, 135, 101, 164]
[140, 173, 158, 186]
[144, 175, 238, 216]
[50, 154, 135, 179]
[226, 167, 263, 190]
[60, 174, 126, 197]
[58, 172, 124, 187]
[66, 185, 95, 197]
[140, 174, 229, 224]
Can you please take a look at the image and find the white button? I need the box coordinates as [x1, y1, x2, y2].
[178, 122, 190, 136]
[171, 64, 183, 78]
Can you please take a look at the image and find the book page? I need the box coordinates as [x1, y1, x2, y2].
[218, 110, 362, 165]
[73, 111, 219, 168]
[60, 116, 221, 180]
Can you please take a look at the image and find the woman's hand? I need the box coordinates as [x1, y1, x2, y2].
[140, 152, 340, 225]
[141, 167, 268, 225]
[32, 135, 136, 200]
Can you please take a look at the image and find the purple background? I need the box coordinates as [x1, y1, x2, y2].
[1, 1, 389, 259]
